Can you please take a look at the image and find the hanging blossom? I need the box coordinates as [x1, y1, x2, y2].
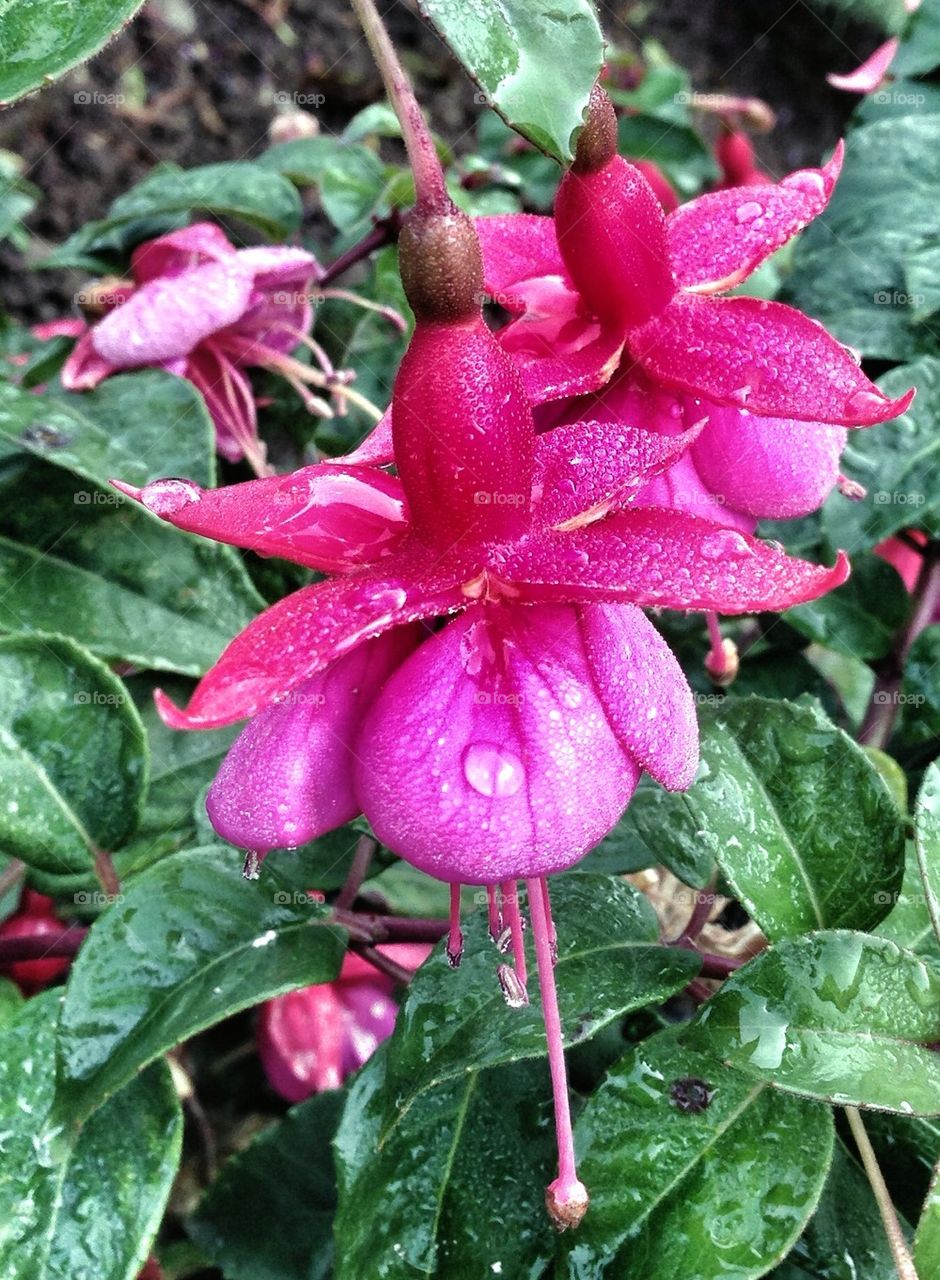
[0, 891, 72, 995]
[114, 200, 848, 1227]
[428, 88, 914, 536]
[259, 944, 431, 1101]
[54, 222, 393, 475]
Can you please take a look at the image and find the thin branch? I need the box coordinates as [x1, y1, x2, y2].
[335, 835, 378, 911]
[319, 212, 402, 286]
[845, 1106, 919, 1280]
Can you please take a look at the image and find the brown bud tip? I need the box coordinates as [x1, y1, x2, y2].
[705, 637, 739, 688]
[572, 84, 618, 173]
[546, 1178, 589, 1231]
[398, 204, 484, 322]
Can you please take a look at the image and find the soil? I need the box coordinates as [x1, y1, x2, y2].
[0, 0, 883, 322]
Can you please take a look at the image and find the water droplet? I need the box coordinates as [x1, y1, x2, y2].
[735, 201, 764, 224]
[141, 477, 202, 517]
[459, 618, 498, 676]
[700, 530, 755, 561]
[366, 586, 408, 612]
[462, 742, 525, 798]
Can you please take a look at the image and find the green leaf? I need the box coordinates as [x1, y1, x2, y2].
[613, 773, 716, 888]
[0, 992, 182, 1280]
[334, 1049, 556, 1280]
[0, 458, 263, 674]
[0, 0, 144, 105]
[785, 118, 940, 362]
[58, 846, 347, 1118]
[414, 0, 604, 162]
[46, 162, 302, 270]
[258, 137, 389, 234]
[821, 359, 940, 550]
[806, 0, 907, 34]
[189, 1090, 343, 1280]
[915, 1159, 940, 1277]
[876, 844, 940, 964]
[557, 1029, 834, 1279]
[682, 931, 940, 1114]
[617, 114, 717, 198]
[0, 370, 216, 490]
[898, 625, 940, 750]
[914, 762, 940, 949]
[895, 0, 940, 76]
[651, 698, 905, 939]
[787, 1140, 905, 1280]
[0, 633, 146, 875]
[381, 874, 700, 1133]
[786, 553, 911, 661]
[0, 976, 23, 1025]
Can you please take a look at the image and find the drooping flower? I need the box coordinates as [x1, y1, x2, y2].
[714, 125, 769, 190]
[0, 891, 71, 995]
[52, 222, 392, 475]
[827, 39, 901, 94]
[258, 945, 430, 1101]
[468, 88, 913, 533]
[115, 200, 848, 1226]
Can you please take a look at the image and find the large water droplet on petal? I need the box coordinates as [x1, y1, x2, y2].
[462, 742, 525, 798]
[844, 387, 888, 418]
[734, 201, 764, 224]
[366, 586, 408, 612]
[459, 618, 498, 676]
[700, 529, 755, 561]
[141, 477, 202, 517]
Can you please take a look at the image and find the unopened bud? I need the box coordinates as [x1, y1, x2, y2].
[398, 205, 484, 322]
[572, 84, 618, 173]
[546, 1177, 590, 1231]
[76, 276, 133, 319]
[705, 637, 739, 687]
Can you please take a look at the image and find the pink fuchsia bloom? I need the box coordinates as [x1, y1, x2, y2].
[472, 89, 913, 532]
[116, 201, 847, 1225]
[258, 945, 430, 1101]
[0, 891, 72, 995]
[714, 127, 770, 189]
[632, 160, 679, 212]
[828, 39, 900, 94]
[58, 222, 333, 474]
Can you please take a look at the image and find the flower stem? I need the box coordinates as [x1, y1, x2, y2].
[348, 0, 448, 209]
[487, 884, 503, 942]
[845, 1106, 919, 1280]
[335, 834, 377, 911]
[446, 884, 463, 967]
[319, 212, 402, 286]
[527, 875, 589, 1230]
[860, 539, 940, 749]
[93, 846, 121, 899]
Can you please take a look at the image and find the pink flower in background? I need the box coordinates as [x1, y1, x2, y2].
[259, 945, 430, 1101]
[714, 127, 769, 189]
[57, 222, 324, 473]
[473, 89, 913, 532]
[0, 891, 71, 995]
[828, 39, 901, 94]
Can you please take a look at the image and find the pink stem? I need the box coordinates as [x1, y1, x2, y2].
[501, 879, 527, 988]
[541, 877, 558, 964]
[487, 883, 502, 942]
[447, 884, 463, 968]
[526, 876, 588, 1230]
[706, 612, 726, 670]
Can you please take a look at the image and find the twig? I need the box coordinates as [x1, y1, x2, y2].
[92, 846, 122, 899]
[845, 1106, 919, 1280]
[319, 212, 402, 286]
[353, 944, 415, 985]
[332, 907, 450, 943]
[335, 835, 378, 911]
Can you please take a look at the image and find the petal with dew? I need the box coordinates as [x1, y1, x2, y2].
[205, 626, 416, 853]
[828, 39, 899, 93]
[234, 244, 324, 288]
[476, 213, 565, 309]
[60, 328, 117, 390]
[500, 507, 850, 613]
[579, 603, 698, 790]
[667, 143, 844, 294]
[154, 546, 474, 729]
[340, 408, 394, 467]
[113, 463, 409, 572]
[131, 222, 235, 282]
[91, 256, 257, 368]
[355, 604, 638, 884]
[630, 293, 914, 425]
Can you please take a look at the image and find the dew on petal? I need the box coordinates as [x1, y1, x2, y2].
[700, 530, 756, 561]
[141, 477, 203, 517]
[462, 742, 525, 798]
[734, 201, 764, 224]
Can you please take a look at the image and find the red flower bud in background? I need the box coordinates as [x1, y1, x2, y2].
[0, 891, 71, 995]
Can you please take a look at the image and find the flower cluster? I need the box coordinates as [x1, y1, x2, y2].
[112, 86, 910, 1227]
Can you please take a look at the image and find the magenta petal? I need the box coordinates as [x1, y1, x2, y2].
[258, 985, 347, 1099]
[340, 409, 395, 466]
[184, 345, 259, 463]
[154, 547, 473, 729]
[206, 627, 415, 852]
[503, 509, 850, 612]
[632, 449, 757, 533]
[579, 604, 698, 790]
[476, 214, 565, 309]
[533, 418, 703, 528]
[667, 143, 844, 293]
[234, 244, 324, 288]
[115, 463, 409, 572]
[91, 256, 257, 367]
[828, 39, 899, 93]
[336, 980, 399, 1076]
[131, 222, 235, 282]
[60, 329, 117, 390]
[355, 605, 638, 884]
[631, 294, 915, 425]
[500, 292, 625, 405]
[692, 405, 847, 520]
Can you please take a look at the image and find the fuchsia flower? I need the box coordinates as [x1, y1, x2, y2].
[259, 945, 430, 1101]
[828, 39, 901, 94]
[714, 127, 770, 190]
[58, 222, 331, 473]
[115, 196, 849, 1225]
[468, 89, 913, 533]
[0, 891, 71, 995]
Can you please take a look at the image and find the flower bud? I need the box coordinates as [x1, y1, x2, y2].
[397, 204, 484, 322]
[572, 84, 618, 173]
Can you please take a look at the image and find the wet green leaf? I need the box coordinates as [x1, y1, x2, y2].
[915, 1159, 940, 1277]
[189, 1090, 343, 1280]
[334, 1048, 556, 1279]
[914, 762, 940, 949]
[899, 626, 940, 751]
[786, 554, 910, 661]
[876, 845, 940, 964]
[0, 459, 263, 675]
[558, 1029, 834, 1279]
[0, 633, 146, 875]
[683, 931, 940, 1114]
[654, 698, 905, 939]
[0, 992, 182, 1280]
[414, 0, 603, 162]
[381, 875, 700, 1132]
[0, 0, 144, 105]
[58, 847, 347, 1118]
[0, 371, 216, 491]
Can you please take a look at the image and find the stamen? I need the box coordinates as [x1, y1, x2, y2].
[318, 287, 408, 332]
[487, 883, 503, 942]
[501, 878, 527, 989]
[446, 883, 463, 968]
[527, 875, 588, 1230]
[704, 612, 739, 687]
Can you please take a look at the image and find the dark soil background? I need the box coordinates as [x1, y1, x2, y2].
[0, 0, 884, 321]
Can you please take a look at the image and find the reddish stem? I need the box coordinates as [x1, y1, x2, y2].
[319, 212, 402, 286]
[447, 884, 463, 968]
[501, 879, 527, 989]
